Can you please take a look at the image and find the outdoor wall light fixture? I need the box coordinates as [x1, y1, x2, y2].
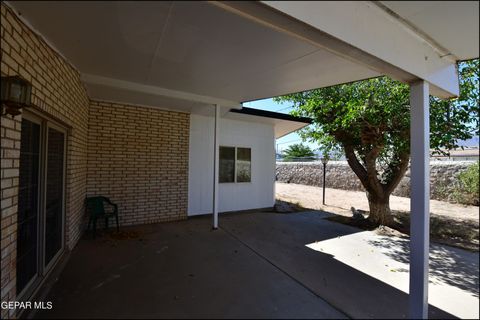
[1, 75, 32, 116]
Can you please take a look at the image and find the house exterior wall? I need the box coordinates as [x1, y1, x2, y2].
[1, 3, 90, 318]
[87, 101, 190, 226]
[188, 114, 275, 215]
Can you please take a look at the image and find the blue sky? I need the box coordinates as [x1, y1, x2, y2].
[243, 98, 479, 153]
[242, 98, 320, 154]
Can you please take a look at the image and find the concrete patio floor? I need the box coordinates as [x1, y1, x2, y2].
[33, 210, 477, 319]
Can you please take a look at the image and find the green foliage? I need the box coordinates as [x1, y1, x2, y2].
[275, 76, 411, 187]
[274, 59, 479, 223]
[430, 59, 479, 154]
[282, 143, 315, 162]
[454, 162, 479, 205]
[274, 59, 479, 187]
[275, 60, 478, 150]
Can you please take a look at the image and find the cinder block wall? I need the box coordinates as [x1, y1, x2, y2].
[276, 161, 476, 202]
[1, 3, 90, 318]
[87, 101, 190, 226]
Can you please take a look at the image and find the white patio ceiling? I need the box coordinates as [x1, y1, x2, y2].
[8, 1, 382, 113]
[379, 1, 479, 61]
[6, 1, 479, 111]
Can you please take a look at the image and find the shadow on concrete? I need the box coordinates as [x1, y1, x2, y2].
[393, 210, 480, 251]
[368, 235, 480, 298]
[34, 216, 346, 319]
[220, 210, 457, 319]
[33, 210, 460, 319]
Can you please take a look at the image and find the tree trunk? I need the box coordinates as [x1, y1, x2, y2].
[367, 193, 394, 226]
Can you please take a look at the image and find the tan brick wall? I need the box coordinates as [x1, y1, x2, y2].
[0, 116, 21, 319]
[1, 3, 90, 317]
[1, 4, 192, 318]
[87, 101, 189, 226]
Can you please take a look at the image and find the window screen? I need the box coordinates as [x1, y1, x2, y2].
[236, 148, 251, 182]
[219, 146, 235, 183]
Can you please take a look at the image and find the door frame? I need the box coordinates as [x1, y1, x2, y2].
[42, 121, 67, 274]
[16, 112, 43, 302]
[16, 110, 68, 302]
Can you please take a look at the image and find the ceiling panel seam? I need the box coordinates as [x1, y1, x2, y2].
[146, 2, 174, 82]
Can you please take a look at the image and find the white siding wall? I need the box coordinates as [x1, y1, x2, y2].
[188, 114, 275, 216]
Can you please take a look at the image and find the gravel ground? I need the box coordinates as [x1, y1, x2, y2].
[275, 182, 479, 222]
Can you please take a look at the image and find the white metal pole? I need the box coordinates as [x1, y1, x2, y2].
[212, 104, 220, 229]
[409, 80, 430, 319]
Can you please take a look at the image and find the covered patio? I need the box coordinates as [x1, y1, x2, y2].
[33, 210, 476, 319]
[1, 2, 478, 319]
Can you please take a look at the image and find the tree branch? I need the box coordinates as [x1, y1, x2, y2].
[384, 152, 410, 195]
[364, 146, 384, 197]
[344, 145, 369, 190]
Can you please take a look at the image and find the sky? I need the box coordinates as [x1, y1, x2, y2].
[243, 97, 479, 154]
[242, 98, 320, 154]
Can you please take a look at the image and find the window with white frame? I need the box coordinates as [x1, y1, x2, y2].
[219, 146, 251, 183]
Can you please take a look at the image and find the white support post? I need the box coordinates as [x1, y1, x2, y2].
[409, 80, 430, 319]
[212, 104, 220, 229]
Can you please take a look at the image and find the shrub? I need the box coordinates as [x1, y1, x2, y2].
[454, 161, 479, 206]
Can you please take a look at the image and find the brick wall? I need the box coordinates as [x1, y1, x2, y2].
[1, 4, 192, 318]
[0, 116, 21, 319]
[1, 3, 90, 318]
[87, 101, 190, 226]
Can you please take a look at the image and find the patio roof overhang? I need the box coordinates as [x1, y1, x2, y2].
[6, 1, 478, 112]
[4, 0, 380, 111]
[227, 107, 312, 139]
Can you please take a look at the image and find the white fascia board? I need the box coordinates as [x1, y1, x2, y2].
[275, 121, 309, 139]
[81, 74, 243, 109]
[260, 1, 460, 98]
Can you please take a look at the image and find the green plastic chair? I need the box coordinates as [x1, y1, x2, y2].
[86, 196, 119, 238]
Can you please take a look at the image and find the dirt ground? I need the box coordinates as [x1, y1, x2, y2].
[276, 182, 479, 250]
[276, 182, 479, 222]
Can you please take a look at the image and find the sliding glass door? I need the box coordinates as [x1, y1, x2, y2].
[17, 117, 41, 294]
[44, 126, 65, 267]
[16, 113, 66, 298]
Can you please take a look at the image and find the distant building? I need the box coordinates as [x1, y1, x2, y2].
[431, 147, 479, 162]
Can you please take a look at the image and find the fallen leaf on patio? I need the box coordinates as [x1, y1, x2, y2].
[156, 246, 168, 254]
[108, 230, 142, 240]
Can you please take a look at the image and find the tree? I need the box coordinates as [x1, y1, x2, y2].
[282, 143, 315, 162]
[275, 59, 479, 226]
